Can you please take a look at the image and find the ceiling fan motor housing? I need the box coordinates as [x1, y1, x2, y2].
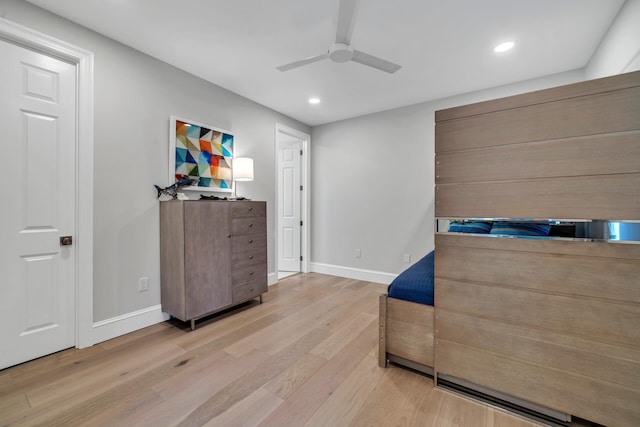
[329, 43, 354, 62]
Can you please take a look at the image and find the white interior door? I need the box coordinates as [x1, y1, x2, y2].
[277, 138, 302, 272]
[0, 38, 77, 370]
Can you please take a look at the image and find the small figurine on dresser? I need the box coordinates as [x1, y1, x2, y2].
[154, 175, 198, 200]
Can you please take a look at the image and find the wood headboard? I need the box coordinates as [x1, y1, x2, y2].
[434, 70, 640, 426]
[435, 70, 640, 220]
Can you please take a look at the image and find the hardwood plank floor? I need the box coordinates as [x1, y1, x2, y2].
[0, 273, 544, 427]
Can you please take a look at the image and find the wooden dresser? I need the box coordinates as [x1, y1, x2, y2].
[160, 200, 267, 329]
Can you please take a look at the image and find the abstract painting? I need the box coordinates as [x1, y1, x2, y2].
[169, 116, 234, 192]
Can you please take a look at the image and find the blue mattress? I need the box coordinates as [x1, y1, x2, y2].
[387, 251, 434, 306]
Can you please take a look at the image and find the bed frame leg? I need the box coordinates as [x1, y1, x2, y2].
[379, 294, 388, 368]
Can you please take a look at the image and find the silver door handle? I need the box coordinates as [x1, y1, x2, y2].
[60, 236, 73, 246]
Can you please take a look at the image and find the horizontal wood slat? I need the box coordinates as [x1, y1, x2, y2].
[435, 244, 640, 304]
[435, 233, 640, 260]
[435, 131, 640, 184]
[435, 339, 640, 427]
[385, 297, 433, 366]
[435, 70, 640, 122]
[435, 173, 640, 219]
[435, 278, 640, 349]
[435, 85, 640, 153]
[435, 310, 640, 391]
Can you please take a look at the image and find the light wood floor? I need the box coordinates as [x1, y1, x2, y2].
[0, 273, 544, 427]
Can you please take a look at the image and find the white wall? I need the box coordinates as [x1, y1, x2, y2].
[586, 0, 640, 79]
[310, 0, 640, 284]
[0, 0, 310, 328]
[310, 70, 585, 282]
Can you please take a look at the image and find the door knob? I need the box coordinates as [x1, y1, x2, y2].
[60, 236, 73, 246]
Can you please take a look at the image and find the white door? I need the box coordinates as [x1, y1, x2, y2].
[277, 138, 302, 272]
[0, 38, 77, 370]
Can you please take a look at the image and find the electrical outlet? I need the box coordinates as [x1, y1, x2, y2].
[355, 248, 361, 258]
[138, 277, 149, 292]
[404, 254, 411, 263]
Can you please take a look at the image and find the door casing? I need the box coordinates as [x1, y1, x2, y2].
[275, 123, 310, 274]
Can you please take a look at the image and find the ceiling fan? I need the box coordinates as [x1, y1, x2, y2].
[277, 0, 401, 74]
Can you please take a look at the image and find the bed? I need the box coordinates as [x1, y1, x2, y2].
[378, 251, 435, 376]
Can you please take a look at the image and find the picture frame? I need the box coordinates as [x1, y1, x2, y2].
[169, 116, 234, 193]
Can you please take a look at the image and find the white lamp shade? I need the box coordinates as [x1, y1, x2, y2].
[233, 157, 254, 181]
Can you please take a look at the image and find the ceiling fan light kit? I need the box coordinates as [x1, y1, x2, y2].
[277, 0, 401, 74]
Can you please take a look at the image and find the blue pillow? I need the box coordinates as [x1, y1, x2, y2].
[448, 221, 492, 234]
[489, 222, 551, 236]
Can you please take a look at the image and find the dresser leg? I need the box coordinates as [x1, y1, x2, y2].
[259, 294, 263, 304]
[190, 319, 196, 331]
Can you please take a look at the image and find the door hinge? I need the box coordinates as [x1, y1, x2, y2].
[300, 255, 303, 261]
[300, 220, 303, 226]
[300, 185, 303, 191]
[300, 149, 303, 155]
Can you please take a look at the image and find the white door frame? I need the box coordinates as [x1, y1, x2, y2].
[0, 18, 94, 348]
[275, 123, 310, 273]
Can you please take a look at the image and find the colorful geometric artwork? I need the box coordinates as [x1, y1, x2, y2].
[170, 117, 234, 192]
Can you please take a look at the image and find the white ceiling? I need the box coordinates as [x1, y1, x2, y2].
[26, 0, 626, 126]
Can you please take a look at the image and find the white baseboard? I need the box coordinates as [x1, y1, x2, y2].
[268, 271, 278, 286]
[310, 262, 397, 285]
[90, 267, 390, 345]
[92, 304, 169, 344]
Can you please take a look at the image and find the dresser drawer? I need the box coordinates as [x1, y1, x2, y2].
[232, 278, 267, 303]
[232, 216, 266, 236]
[232, 233, 266, 253]
[232, 263, 267, 286]
[232, 201, 266, 218]
[232, 248, 267, 270]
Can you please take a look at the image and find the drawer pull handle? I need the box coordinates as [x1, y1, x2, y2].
[249, 255, 254, 259]
[227, 234, 232, 238]
[249, 223, 253, 228]
[249, 239, 253, 243]
[249, 207, 253, 211]
[250, 287, 254, 292]
[249, 271, 254, 276]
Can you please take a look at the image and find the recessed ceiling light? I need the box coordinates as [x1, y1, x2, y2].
[308, 97, 321, 104]
[494, 41, 515, 53]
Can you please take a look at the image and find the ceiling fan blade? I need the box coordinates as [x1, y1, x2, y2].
[335, 0, 359, 44]
[351, 50, 402, 74]
[276, 52, 330, 72]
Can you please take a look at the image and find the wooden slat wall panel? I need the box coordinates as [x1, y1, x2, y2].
[436, 310, 640, 390]
[435, 340, 640, 427]
[435, 173, 640, 219]
[435, 86, 640, 153]
[435, 131, 640, 184]
[385, 298, 433, 366]
[436, 278, 640, 348]
[435, 70, 640, 122]
[433, 70, 640, 426]
[436, 233, 640, 259]
[435, 245, 640, 304]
